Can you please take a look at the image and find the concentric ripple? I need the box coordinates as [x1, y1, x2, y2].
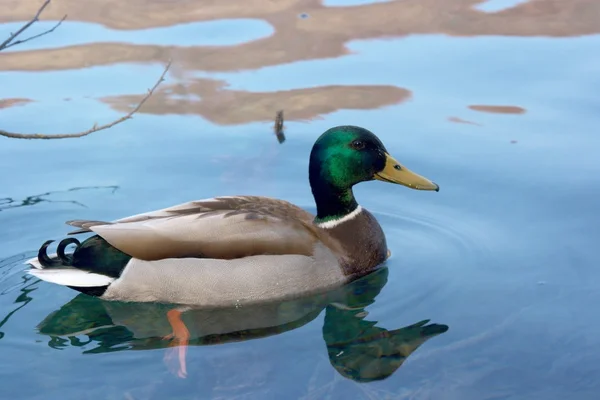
[375, 207, 498, 266]
[0, 252, 36, 294]
[368, 204, 504, 319]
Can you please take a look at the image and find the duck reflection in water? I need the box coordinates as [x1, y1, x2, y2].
[36, 267, 448, 381]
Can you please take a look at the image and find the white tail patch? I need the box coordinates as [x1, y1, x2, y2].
[27, 268, 115, 287]
[316, 206, 363, 229]
[25, 253, 60, 270]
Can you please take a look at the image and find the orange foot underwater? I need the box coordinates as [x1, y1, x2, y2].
[162, 309, 190, 378]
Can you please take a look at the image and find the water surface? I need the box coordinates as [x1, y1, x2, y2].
[1, 1, 600, 399]
[0, 19, 274, 52]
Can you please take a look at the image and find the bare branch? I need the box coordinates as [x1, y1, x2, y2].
[0, 0, 169, 140]
[1, 15, 67, 51]
[0, 0, 66, 51]
[0, 60, 172, 140]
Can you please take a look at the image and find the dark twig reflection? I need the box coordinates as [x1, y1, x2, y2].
[0, 185, 119, 212]
[273, 110, 286, 144]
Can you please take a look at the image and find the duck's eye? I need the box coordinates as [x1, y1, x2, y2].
[351, 140, 365, 150]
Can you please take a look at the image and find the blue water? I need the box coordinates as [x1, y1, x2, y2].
[475, 0, 530, 13]
[0, 19, 274, 51]
[2, 1, 600, 399]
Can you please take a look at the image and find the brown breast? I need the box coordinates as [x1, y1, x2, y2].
[321, 208, 388, 278]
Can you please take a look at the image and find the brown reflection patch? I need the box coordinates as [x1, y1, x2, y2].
[0, 0, 293, 29]
[468, 105, 526, 114]
[0, 98, 33, 109]
[101, 79, 411, 124]
[1, 0, 599, 73]
[448, 116, 481, 126]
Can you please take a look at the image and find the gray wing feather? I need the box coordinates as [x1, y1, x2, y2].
[64, 196, 324, 260]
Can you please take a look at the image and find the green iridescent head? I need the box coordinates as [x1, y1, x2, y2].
[309, 125, 439, 222]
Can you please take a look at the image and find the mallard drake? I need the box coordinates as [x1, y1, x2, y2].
[26, 125, 439, 307]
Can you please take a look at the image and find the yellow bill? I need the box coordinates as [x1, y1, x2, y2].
[374, 153, 439, 191]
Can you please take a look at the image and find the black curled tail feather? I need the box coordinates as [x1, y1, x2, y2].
[57, 238, 81, 265]
[38, 240, 62, 267]
[37, 238, 82, 268]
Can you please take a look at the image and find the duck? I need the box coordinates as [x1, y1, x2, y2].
[26, 125, 439, 308]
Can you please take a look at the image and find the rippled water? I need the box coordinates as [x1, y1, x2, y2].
[1, 1, 600, 399]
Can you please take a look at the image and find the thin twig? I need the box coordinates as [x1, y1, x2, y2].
[1, 15, 67, 51]
[0, 0, 66, 51]
[0, 0, 169, 140]
[0, 60, 172, 140]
